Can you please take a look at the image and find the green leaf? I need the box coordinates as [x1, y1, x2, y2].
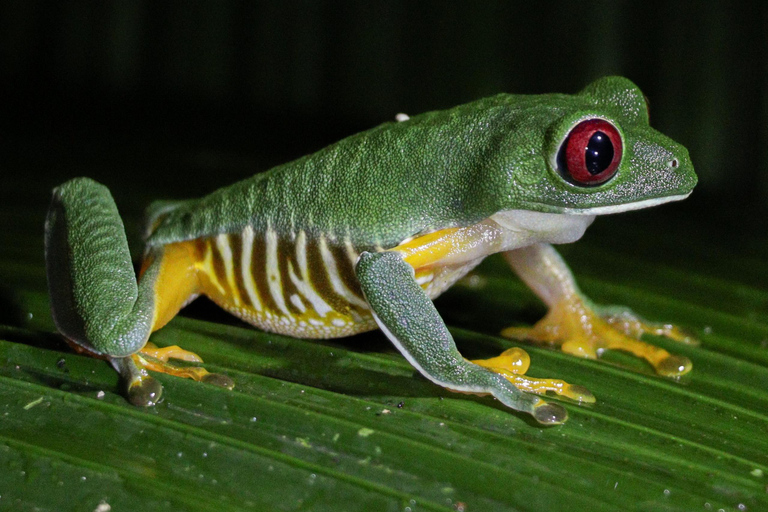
[1, 180, 767, 512]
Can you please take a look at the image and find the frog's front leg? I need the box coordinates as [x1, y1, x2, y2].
[502, 243, 693, 377]
[356, 250, 568, 425]
[45, 178, 232, 405]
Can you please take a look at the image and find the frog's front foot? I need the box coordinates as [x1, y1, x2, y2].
[501, 300, 694, 378]
[598, 306, 699, 346]
[472, 347, 595, 404]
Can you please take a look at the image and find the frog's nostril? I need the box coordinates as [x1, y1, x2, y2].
[669, 158, 679, 168]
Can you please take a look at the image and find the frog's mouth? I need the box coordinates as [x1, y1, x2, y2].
[558, 192, 692, 216]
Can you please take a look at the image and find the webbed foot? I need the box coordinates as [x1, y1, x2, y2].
[111, 356, 163, 406]
[135, 344, 235, 390]
[140, 341, 205, 362]
[501, 299, 694, 378]
[110, 344, 234, 406]
[472, 348, 595, 404]
[599, 307, 699, 346]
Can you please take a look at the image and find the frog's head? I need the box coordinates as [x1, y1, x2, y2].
[492, 76, 697, 215]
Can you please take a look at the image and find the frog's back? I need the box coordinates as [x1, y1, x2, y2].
[145, 92, 556, 250]
[143, 95, 539, 338]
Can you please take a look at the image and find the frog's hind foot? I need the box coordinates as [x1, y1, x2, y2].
[136, 344, 235, 389]
[111, 344, 234, 406]
[111, 356, 164, 407]
[501, 301, 693, 378]
[471, 348, 595, 404]
[140, 341, 204, 363]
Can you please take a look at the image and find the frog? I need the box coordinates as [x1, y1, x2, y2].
[44, 76, 697, 425]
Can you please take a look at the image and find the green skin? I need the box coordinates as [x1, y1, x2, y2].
[44, 76, 697, 423]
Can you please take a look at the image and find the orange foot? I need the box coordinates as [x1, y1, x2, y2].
[134, 342, 235, 388]
[472, 347, 595, 404]
[502, 300, 694, 378]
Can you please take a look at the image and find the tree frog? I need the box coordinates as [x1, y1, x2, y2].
[44, 76, 697, 425]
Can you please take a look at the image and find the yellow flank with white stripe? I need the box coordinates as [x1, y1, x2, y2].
[216, 233, 241, 305]
[290, 230, 334, 318]
[194, 226, 372, 337]
[240, 225, 262, 311]
[265, 226, 292, 317]
[183, 225, 483, 339]
[201, 240, 226, 297]
[318, 236, 369, 311]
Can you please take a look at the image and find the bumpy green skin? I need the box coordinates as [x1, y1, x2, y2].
[45, 76, 697, 420]
[147, 76, 696, 249]
[45, 179, 159, 357]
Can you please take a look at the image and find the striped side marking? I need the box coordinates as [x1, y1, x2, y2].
[318, 236, 369, 310]
[265, 225, 292, 316]
[289, 294, 307, 313]
[201, 240, 227, 296]
[250, 227, 279, 315]
[278, 235, 305, 315]
[216, 233, 242, 305]
[344, 239, 359, 265]
[288, 230, 333, 318]
[200, 226, 377, 329]
[305, 237, 363, 321]
[240, 226, 262, 311]
[229, 232, 250, 307]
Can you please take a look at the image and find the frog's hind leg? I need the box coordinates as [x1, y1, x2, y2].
[45, 178, 231, 406]
[501, 243, 693, 377]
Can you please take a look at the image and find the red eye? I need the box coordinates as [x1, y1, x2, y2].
[558, 119, 622, 186]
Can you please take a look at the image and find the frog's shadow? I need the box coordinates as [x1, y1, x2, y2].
[0, 292, 556, 428]
[179, 296, 556, 427]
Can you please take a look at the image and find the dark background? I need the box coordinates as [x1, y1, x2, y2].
[0, 5, 767, 509]
[0, 0, 766, 253]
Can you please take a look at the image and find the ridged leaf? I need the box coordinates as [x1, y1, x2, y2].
[0, 185, 766, 511]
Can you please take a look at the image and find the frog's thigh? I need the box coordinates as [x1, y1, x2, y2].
[134, 242, 235, 389]
[44, 179, 224, 406]
[46, 178, 155, 358]
[143, 241, 203, 333]
[355, 250, 567, 425]
[502, 243, 691, 377]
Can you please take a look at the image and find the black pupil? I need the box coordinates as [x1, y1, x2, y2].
[585, 130, 614, 175]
